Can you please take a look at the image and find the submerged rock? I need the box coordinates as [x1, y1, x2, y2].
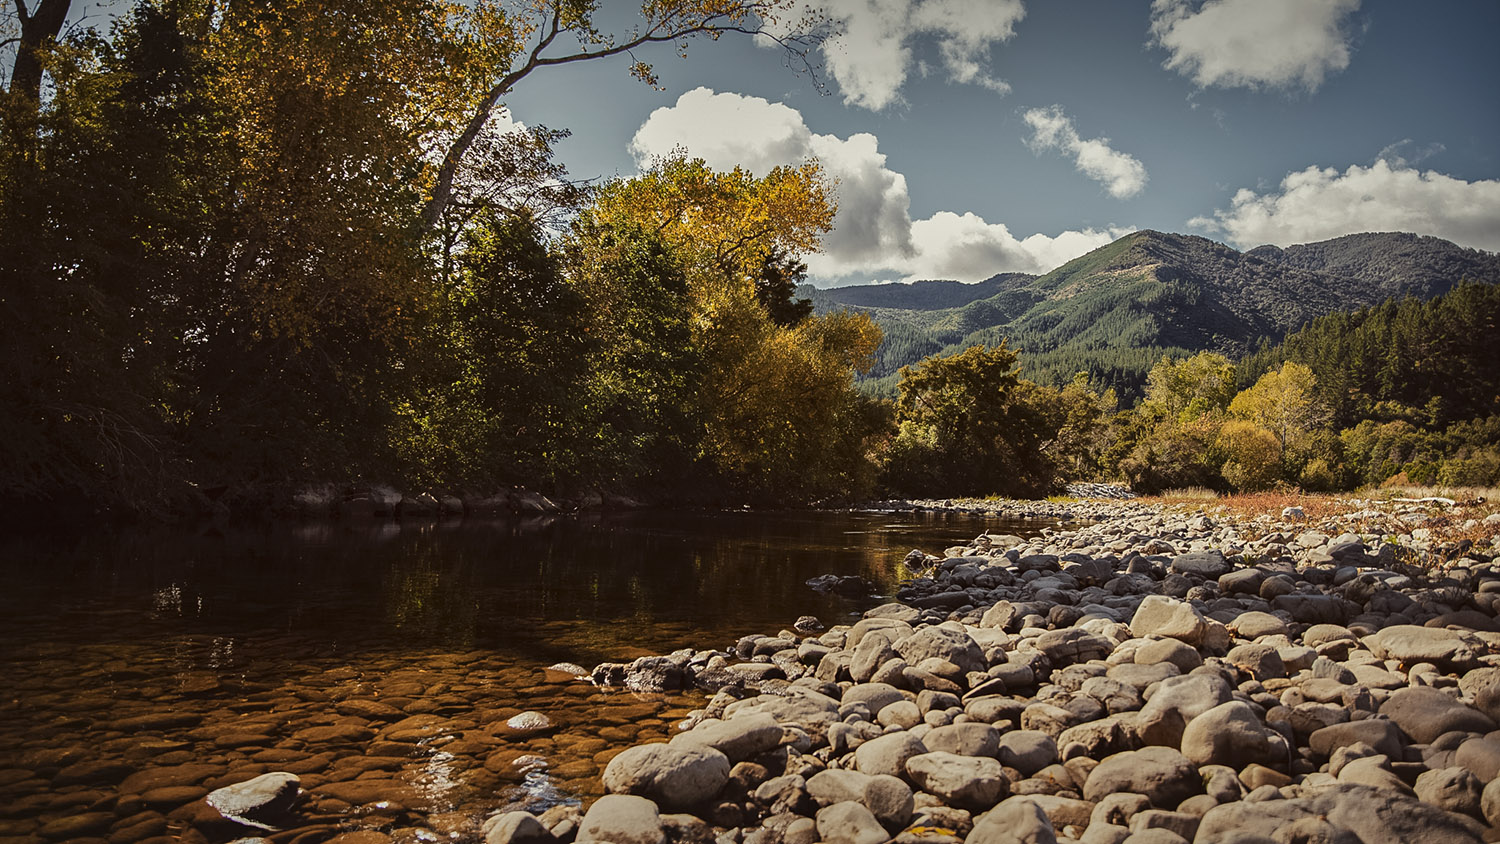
[206, 772, 300, 830]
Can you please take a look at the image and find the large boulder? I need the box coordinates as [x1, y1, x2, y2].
[1364, 626, 1482, 669]
[1380, 687, 1496, 744]
[1180, 701, 1274, 768]
[601, 744, 730, 810]
[576, 795, 665, 844]
[671, 713, 783, 762]
[904, 751, 1008, 811]
[895, 626, 986, 675]
[1084, 747, 1200, 809]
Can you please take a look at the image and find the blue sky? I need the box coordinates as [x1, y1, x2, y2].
[503, 0, 1500, 286]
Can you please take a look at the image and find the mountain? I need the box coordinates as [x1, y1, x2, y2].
[803, 273, 1034, 311]
[807, 231, 1500, 399]
[1246, 232, 1500, 300]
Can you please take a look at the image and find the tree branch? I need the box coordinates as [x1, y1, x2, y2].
[419, 4, 825, 232]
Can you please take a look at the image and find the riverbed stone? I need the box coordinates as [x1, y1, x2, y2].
[484, 811, 553, 844]
[673, 712, 783, 762]
[205, 772, 300, 829]
[896, 626, 986, 676]
[816, 801, 888, 844]
[1181, 701, 1273, 768]
[968, 797, 1058, 844]
[601, 743, 730, 809]
[1364, 625, 1482, 668]
[998, 731, 1059, 776]
[1171, 551, 1230, 578]
[905, 751, 1007, 811]
[853, 731, 928, 779]
[923, 722, 1001, 757]
[1379, 687, 1496, 744]
[577, 795, 665, 844]
[1130, 597, 1207, 645]
[1084, 747, 1199, 809]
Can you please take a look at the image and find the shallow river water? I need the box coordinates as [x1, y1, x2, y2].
[0, 510, 1047, 843]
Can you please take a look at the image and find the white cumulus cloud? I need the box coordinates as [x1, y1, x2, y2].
[630, 88, 1130, 283]
[1191, 159, 1500, 251]
[1022, 106, 1148, 199]
[763, 0, 1025, 110]
[1148, 0, 1361, 91]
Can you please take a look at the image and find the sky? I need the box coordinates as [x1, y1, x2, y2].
[500, 0, 1500, 287]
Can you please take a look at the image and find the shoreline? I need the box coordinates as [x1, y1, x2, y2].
[486, 494, 1500, 843]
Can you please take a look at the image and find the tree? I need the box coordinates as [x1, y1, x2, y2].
[587, 151, 834, 283]
[419, 0, 830, 229]
[1218, 419, 1283, 492]
[2, 0, 71, 130]
[1144, 351, 1236, 422]
[754, 246, 815, 327]
[886, 343, 1061, 497]
[1229, 361, 1328, 449]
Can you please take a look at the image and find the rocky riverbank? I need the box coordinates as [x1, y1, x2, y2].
[482, 495, 1500, 843]
[855, 491, 1145, 525]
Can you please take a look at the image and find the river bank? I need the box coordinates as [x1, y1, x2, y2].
[11, 496, 1500, 843]
[475, 493, 1500, 843]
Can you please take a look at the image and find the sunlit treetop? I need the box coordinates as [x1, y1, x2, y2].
[586, 150, 835, 282]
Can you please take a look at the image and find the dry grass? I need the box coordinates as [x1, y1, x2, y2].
[1155, 487, 1219, 502]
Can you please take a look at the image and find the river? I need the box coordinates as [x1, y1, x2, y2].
[0, 510, 1050, 841]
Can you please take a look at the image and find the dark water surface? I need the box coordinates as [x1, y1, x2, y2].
[0, 510, 1045, 842]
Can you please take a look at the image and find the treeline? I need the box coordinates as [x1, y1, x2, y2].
[0, 0, 887, 514]
[873, 282, 1500, 499]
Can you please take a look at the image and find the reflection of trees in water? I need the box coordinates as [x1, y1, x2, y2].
[382, 540, 481, 648]
[0, 512, 1032, 663]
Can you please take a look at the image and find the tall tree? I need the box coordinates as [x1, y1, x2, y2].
[2, 0, 70, 111]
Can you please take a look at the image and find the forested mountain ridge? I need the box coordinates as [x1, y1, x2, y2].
[1247, 232, 1500, 300]
[804, 231, 1500, 398]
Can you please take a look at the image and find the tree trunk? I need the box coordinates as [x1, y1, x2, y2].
[8, 0, 71, 102]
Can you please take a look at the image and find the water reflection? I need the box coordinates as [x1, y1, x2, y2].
[1, 510, 1037, 664]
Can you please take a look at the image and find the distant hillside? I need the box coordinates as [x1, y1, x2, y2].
[812, 231, 1500, 400]
[1246, 232, 1500, 300]
[801, 273, 1034, 311]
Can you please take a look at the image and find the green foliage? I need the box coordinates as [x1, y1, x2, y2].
[1144, 352, 1236, 422]
[1218, 420, 1283, 492]
[883, 343, 1075, 498]
[754, 247, 815, 328]
[0, 0, 875, 513]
